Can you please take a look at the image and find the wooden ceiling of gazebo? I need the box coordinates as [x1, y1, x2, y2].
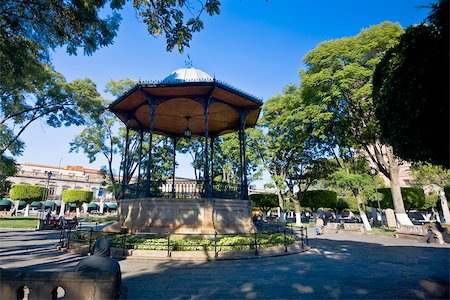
[109, 81, 263, 138]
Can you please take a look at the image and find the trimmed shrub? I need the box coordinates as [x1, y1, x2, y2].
[250, 193, 278, 212]
[62, 189, 93, 206]
[9, 184, 46, 203]
[104, 233, 297, 251]
[300, 190, 337, 211]
[377, 187, 425, 210]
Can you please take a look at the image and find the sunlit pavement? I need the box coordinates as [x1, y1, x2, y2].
[1, 228, 448, 299]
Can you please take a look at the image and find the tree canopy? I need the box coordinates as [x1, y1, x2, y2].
[62, 189, 93, 205]
[250, 193, 278, 214]
[0, 0, 221, 163]
[373, 0, 449, 168]
[376, 187, 425, 211]
[9, 184, 46, 203]
[299, 21, 407, 227]
[300, 190, 337, 211]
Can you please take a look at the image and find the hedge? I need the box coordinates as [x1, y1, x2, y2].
[9, 184, 46, 203]
[375, 187, 425, 210]
[250, 193, 278, 211]
[62, 189, 93, 206]
[299, 190, 337, 211]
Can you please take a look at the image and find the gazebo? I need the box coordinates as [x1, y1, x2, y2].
[109, 67, 263, 234]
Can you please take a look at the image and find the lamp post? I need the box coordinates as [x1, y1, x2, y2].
[39, 171, 52, 221]
[370, 168, 384, 228]
[44, 171, 53, 201]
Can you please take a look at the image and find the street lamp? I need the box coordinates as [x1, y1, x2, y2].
[44, 171, 53, 201]
[370, 168, 384, 228]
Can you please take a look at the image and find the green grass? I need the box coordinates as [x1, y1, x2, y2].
[0, 217, 39, 229]
[369, 227, 396, 236]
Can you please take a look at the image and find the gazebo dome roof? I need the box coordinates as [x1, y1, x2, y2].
[161, 67, 213, 83]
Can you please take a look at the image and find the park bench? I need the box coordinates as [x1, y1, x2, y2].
[325, 222, 365, 233]
[0, 268, 120, 300]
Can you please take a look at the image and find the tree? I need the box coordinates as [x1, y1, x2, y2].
[1, 1, 221, 159]
[0, 155, 16, 197]
[254, 85, 327, 223]
[9, 184, 46, 216]
[250, 193, 278, 218]
[373, 0, 449, 168]
[1, 74, 105, 157]
[410, 162, 450, 223]
[300, 21, 413, 226]
[62, 189, 93, 217]
[327, 162, 374, 231]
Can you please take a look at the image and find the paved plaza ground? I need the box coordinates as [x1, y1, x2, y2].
[0, 228, 449, 299]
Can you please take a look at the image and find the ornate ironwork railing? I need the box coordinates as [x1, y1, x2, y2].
[122, 180, 245, 200]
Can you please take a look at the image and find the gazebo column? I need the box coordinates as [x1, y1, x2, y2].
[210, 136, 215, 185]
[146, 99, 156, 196]
[203, 99, 211, 197]
[121, 118, 131, 198]
[239, 111, 249, 200]
[172, 136, 177, 198]
[137, 130, 144, 197]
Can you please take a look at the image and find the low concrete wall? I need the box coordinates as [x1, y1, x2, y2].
[0, 269, 116, 300]
[121, 197, 255, 234]
[325, 223, 365, 233]
[108, 241, 308, 261]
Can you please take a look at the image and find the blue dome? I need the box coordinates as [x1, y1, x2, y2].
[161, 67, 213, 83]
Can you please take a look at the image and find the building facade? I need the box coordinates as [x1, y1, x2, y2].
[7, 163, 113, 203]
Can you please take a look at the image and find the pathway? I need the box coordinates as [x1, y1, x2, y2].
[0, 229, 448, 299]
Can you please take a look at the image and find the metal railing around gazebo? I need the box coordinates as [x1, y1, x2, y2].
[122, 180, 243, 200]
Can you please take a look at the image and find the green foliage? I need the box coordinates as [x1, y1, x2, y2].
[300, 190, 337, 211]
[301, 21, 404, 150]
[410, 162, 450, 189]
[336, 197, 358, 211]
[1, 1, 221, 158]
[299, 21, 406, 218]
[424, 194, 439, 210]
[62, 189, 93, 205]
[1, 71, 105, 157]
[250, 193, 278, 212]
[376, 187, 425, 210]
[256, 84, 331, 210]
[373, 0, 449, 167]
[104, 232, 296, 251]
[0, 155, 17, 197]
[9, 184, 46, 203]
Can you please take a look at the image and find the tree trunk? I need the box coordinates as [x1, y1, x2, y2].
[76, 207, 81, 218]
[24, 204, 30, 217]
[59, 202, 65, 216]
[293, 198, 302, 226]
[352, 189, 372, 231]
[386, 146, 413, 225]
[439, 190, 450, 224]
[276, 187, 285, 221]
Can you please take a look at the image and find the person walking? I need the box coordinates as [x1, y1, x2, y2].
[315, 217, 324, 235]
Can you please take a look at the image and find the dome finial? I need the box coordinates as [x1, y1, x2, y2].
[185, 55, 193, 68]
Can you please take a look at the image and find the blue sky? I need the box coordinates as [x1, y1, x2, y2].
[18, 0, 432, 187]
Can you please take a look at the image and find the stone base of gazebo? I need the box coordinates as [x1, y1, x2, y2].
[120, 197, 255, 234]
